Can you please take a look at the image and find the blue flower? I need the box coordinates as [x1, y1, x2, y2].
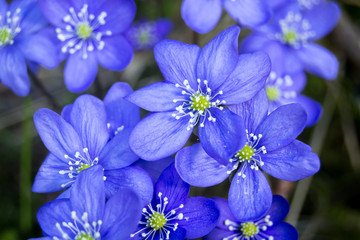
[32, 82, 153, 205]
[242, 1, 340, 80]
[175, 90, 320, 221]
[38, 0, 136, 92]
[181, 0, 270, 34]
[130, 163, 219, 240]
[205, 195, 298, 240]
[124, 18, 172, 51]
[31, 165, 142, 240]
[126, 26, 271, 161]
[0, 0, 59, 96]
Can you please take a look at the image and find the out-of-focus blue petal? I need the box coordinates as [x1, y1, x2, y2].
[155, 163, 190, 211]
[32, 154, 71, 193]
[264, 222, 298, 240]
[256, 103, 307, 152]
[199, 108, 246, 164]
[228, 166, 272, 222]
[16, 1, 48, 37]
[29, 238, 52, 240]
[0, 0, 8, 19]
[61, 104, 73, 123]
[224, 0, 270, 27]
[175, 143, 229, 187]
[155, 18, 173, 38]
[70, 95, 109, 158]
[241, 33, 273, 53]
[295, 43, 338, 80]
[228, 89, 269, 133]
[38, 0, 73, 27]
[180, 197, 220, 239]
[261, 140, 320, 181]
[125, 82, 182, 112]
[64, 51, 98, 93]
[132, 157, 174, 181]
[104, 167, 153, 207]
[129, 112, 192, 161]
[101, 188, 142, 240]
[0, 47, 30, 96]
[34, 109, 83, 161]
[305, 2, 341, 41]
[70, 166, 105, 223]
[266, 195, 290, 226]
[197, 26, 240, 90]
[96, 35, 133, 71]
[154, 39, 200, 90]
[220, 51, 270, 105]
[212, 197, 237, 229]
[181, 0, 222, 34]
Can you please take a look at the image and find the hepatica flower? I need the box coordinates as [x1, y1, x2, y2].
[181, 0, 270, 34]
[242, 1, 340, 80]
[32, 166, 142, 240]
[175, 90, 320, 221]
[38, 0, 136, 92]
[126, 26, 271, 161]
[205, 196, 298, 240]
[0, 0, 58, 96]
[32, 83, 153, 205]
[130, 163, 219, 240]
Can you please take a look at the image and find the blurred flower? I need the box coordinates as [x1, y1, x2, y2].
[126, 26, 270, 161]
[181, 0, 270, 34]
[0, 0, 59, 96]
[175, 91, 320, 221]
[32, 165, 142, 240]
[38, 0, 136, 92]
[205, 195, 298, 240]
[124, 18, 172, 51]
[242, 1, 341, 80]
[32, 83, 153, 206]
[130, 163, 219, 240]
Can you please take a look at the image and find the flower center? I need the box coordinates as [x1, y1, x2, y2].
[283, 30, 298, 44]
[266, 86, 280, 101]
[189, 93, 211, 112]
[0, 8, 22, 47]
[76, 22, 93, 39]
[148, 212, 167, 230]
[77, 163, 91, 172]
[235, 143, 255, 162]
[75, 233, 95, 240]
[0, 27, 12, 45]
[241, 222, 259, 237]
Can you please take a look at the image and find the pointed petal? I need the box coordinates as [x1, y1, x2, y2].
[266, 195, 290, 226]
[175, 143, 229, 187]
[264, 222, 298, 240]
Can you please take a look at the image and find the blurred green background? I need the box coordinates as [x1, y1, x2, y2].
[0, 0, 359, 239]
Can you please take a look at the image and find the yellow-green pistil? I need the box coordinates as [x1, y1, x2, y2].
[241, 222, 259, 237]
[77, 22, 93, 40]
[189, 93, 210, 112]
[77, 163, 91, 172]
[266, 86, 280, 101]
[75, 233, 95, 240]
[0, 27, 12, 45]
[148, 212, 167, 230]
[284, 30, 298, 44]
[235, 143, 255, 162]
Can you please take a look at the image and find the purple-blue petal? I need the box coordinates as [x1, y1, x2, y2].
[61, 104, 73, 123]
[132, 157, 174, 181]
[205, 228, 233, 240]
[212, 197, 238, 230]
[264, 222, 298, 240]
[285, 95, 322, 127]
[266, 195, 290, 226]
[38, 0, 73, 27]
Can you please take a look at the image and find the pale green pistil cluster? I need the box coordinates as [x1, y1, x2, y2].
[148, 211, 167, 230]
[77, 163, 91, 172]
[283, 30, 298, 44]
[189, 93, 210, 112]
[0, 27, 12, 45]
[235, 143, 255, 162]
[266, 86, 280, 101]
[76, 22, 93, 40]
[75, 233, 95, 240]
[241, 222, 259, 237]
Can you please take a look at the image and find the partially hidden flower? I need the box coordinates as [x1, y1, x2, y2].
[175, 90, 320, 221]
[31, 165, 142, 240]
[126, 26, 271, 161]
[242, 1, 340, 80]
[38, 0, 136, 92]
[130, 163, 219, 240]
[205, 195, 298, 240]
[124, 18, 172, 51]
[181, 0, 270, 34]
[32, 82, 153, 205]
[0, 0, 59, 96]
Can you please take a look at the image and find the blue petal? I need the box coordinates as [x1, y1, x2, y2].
[38, 0, 73, 27]
[61, 104, 73, 123]
[168, 227, 187, 240]
[154, 39, 200, 89]
[305, 2, 341, 41]
[32, 154, 71, 193]
[180, 197, 220, 239]
[0, 0, 8, 18]
[264, 222, 298, 240]
[96, 35, 133, 71]
[266, 195, 290, 226]
[175, 143, 229, 187]
[205, 228, 233, 240]
[0, 47, 30, 97]
[125, 82, 182, 112]
[101, 187, 142, 240]
[104, 167, 154, 207]
[70, 95, 109, 159]
[228, 166, 272, 222]
[28, 238, 52, 240]
[256, 103, 307, 152]
[219, 51, 270, 105]
[129, 112, 192, 161]
[132, 157, 174, 181]
[295, 43, 338, 80]
[196, 26, 240, 90]
[223, 0, 270, 27]
[155, 18, 173, 39]
[64, 51, 98, 93]
[99, 128, 139, 169]
[228, 89, 269, 133]
[155, 163, 190, 211]
[181, 0, 222, 34]
[199, 108, 246, 163]
[34, 108, 83, 161]
[212, 197, 238, 229]
[241, 33, 273, 53]
[261, 140, 320, 181]
[70, 165, 105, 223]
